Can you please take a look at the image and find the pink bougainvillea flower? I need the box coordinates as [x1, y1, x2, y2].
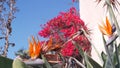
[28, 36, 41, 59]
[61, 41, 78, 57]
[99, 17, 113, 37]
[39, 7, 91, 57]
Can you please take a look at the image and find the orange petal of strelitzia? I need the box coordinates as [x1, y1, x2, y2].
[28, 39, 34, 58]
[99, 21, 107, 35]
[35, 40, 41, 57]
[99, 17, 112, 36]
[50, 44, 61, 51]
[106, 17, 112, 36]
[28, 36, 41, 59]
[42, 37, 53, 52]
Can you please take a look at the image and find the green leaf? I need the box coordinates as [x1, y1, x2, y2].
[102, 35, 106, 45]
[87, 55, 102, 68]
[104, 57, 113, 68]
[0, 56, 13, 68]
[102, 35, 115, 68]
[117, 43, 120, 54]
[72, 41, 84, 58]
[84, 53, 93, 68]
[72, 41, 93, 68]
[41, 55, 52, 68]
[114, 43, 120, 68]
[12, 58, 28, 68]
[115, 55, 120, 68]
[101, 51, 107, 62]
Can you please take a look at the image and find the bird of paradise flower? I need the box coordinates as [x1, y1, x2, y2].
[28, 36, 41, 59]
[98, 17, 113, 37]
[28, 36, 61, 59]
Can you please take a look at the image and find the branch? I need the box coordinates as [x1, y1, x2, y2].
[69, 57, 86, 68]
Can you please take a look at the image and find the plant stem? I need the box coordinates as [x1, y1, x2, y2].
[3, 31, 9, 57]
[115, 42, 120, 68]
[70, 57, 86, 68]
[105, 45, 115, 68]
[108, 5, 120, 40]
[102, 35, 115, 68]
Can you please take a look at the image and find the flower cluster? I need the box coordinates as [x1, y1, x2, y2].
[61, 41, 79, 57]
[39, 7, 91, 57]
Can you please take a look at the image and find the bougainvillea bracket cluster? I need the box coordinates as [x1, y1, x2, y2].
[38, 7, 91, 57]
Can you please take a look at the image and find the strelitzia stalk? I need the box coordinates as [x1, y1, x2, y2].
[99, 16, 116, 68]
[96, 0, 120, 67]
[101, 0, 120, 67]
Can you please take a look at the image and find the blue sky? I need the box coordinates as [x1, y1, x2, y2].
[8, 0, 79, 59]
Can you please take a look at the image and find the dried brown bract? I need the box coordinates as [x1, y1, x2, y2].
[96, 0, 120, 12]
